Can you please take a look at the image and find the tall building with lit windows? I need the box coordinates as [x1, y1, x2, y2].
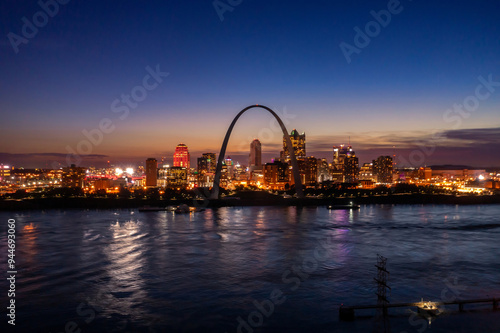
[282, 129, 306, 162]
[167, 167, 188, 188]
[359, 163, 375, 181]
[332, 145, 359, 183]
[197, 153, 216, 187]
[373, 156, 393, 184]
[0, 165, 11, 182]
[224, 156, 235, 179]
[317, 158, 331, 183]
[264, 161, 289, 190]
[173, 143, 190, 169]
[297, 156, 318, 187]
[145, 158, 158, 187]
[332, 145, 349, 182]
[62, 164, 86, 188]
[344, 153, 359, 183]
[197, 153, 216, 174]
[249, 139, 262, 170]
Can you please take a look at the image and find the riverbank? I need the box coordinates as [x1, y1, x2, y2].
[1, 193, 500, 210]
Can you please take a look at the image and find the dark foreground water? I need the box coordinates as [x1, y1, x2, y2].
[1, 205, 500, 333]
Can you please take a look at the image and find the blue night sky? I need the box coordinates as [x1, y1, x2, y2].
[1, 0, 499, 168]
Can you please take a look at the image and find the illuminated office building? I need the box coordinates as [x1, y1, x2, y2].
[249, 139, 262, 170]
[173, 143, 190, 169]
[224, 156, 234, 179]
[62, 164, 86, 188]
[344, 153, 359, 183]
[264, 161, 289, 190]
[0, 165, 11, 182]
[297, 156, 318, 187]
[167, 167, 188, 188]
[197, 153, 216, 187]
[332, 145, 359, 183]
[317, 158, 331, 183]
[332, 145, 349, 182]
[373, 156, 393, 184]
[145, 158, 158, 187]
[359, 163, 375, 181]
[282, 129, 306, 162]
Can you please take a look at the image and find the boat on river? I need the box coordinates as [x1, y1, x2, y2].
[138, 206, 168, 212]
[327, 202, 360, 210]
[417, 299, 439, 317]
[139, 205, 202, 213]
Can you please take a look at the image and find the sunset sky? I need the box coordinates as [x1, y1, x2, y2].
[1, 0, 499, 168]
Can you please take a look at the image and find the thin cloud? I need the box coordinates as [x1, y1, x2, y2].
[442, 128, 500, 144]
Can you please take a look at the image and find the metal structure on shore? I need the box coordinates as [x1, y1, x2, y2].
[374, 254, 391, 332]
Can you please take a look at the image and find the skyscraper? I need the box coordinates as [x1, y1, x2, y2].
[263, 160, 289, 190]
[167, 167, 188, 188]
[359, 163, 375, 181]
[224, 156, 234, 179]
[145, 158, 157, 187]
[249, 139, 262, 170]
[198, 153, 216, 174]
[297, 156, 318, 187]
[173, 143, 190, 169]
[344, 153, 359, 183]
[62, 164, 85, 188]
[373, 156, 393, 184]
[197, 153, 216, 187]
[332, 145, 359, 183]
[282, 129, 306, 162]
[317, 158, 331, 183]
[332, 145, 348, 182]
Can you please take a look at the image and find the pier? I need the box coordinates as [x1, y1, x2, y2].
[339, 298, 499, 321]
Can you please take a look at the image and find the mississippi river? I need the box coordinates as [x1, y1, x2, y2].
[1, 205, 499, 332]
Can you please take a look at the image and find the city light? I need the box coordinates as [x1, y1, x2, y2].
[0, 136, 499, 195]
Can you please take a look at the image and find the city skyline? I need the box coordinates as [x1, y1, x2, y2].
[2, 125, 500, 169]
[2, 2, 500, 333]
[2, 1, 500, 168]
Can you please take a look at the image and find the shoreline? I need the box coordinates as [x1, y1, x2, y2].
[1, 193, 500, 211]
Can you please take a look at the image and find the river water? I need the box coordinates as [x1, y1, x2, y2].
[1, 205, 499, 332]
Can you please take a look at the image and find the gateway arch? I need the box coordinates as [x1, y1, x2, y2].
[210, 105, 304, 199]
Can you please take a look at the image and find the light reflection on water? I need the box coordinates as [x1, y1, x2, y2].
[0, 205, 499, 332]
